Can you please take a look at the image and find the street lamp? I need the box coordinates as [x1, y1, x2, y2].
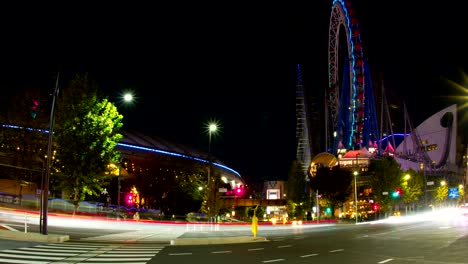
[353, 152, 360, 224]
[208, 123, 217, 153]
[206, 121, 218, 221]
[117, 92, 134, 207]
[117, 158, 123, 207]
[404, 174, 411, 181]
[123, 93, 133, 102]
[353, 170, 358, 224]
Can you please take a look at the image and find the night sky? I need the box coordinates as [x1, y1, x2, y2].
[1, 1, 467, 183]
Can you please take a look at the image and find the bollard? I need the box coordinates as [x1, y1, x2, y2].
[252, 214, 258, 238]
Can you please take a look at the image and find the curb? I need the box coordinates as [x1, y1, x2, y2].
[170, 236, 268, 246]
[0, 229, 69, 243]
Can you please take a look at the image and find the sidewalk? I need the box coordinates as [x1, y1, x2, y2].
[0, 223, 268, 245]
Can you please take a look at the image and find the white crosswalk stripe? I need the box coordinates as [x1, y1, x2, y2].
[0, 241, 165, 264]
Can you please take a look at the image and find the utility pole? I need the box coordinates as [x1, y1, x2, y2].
[117, 158, 122, 207]
[464, 146, 468, 205]
[316, 190, 319, 224]
[354, 152, 360, 224]
[40, 70, 59, 235]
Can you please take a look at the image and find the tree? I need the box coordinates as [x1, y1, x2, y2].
[52, 72, 123, 213]
[200, 164, 225, 218]
[435, 182, 448, 206]
[401, 169, 424, 211]
[285, 160, 308, 220]
[368, 157, 402, 215]
[132, 151, 208, 215]
[309, 165, 353, 218]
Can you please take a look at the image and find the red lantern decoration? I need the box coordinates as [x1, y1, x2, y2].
[356, 75, 364, 83]
[352, 28, 360, 37]
[358, 109, 364, 117]
[354, 43, 362, 51]
[356, 58, 363, 66]
[358, 92, 364, 100]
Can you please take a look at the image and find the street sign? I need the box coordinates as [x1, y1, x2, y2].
[382, 191, 388, 195]
[427, 181, 434, 185]
[219, 188, 227, 193]
[449, 187, 459, 199]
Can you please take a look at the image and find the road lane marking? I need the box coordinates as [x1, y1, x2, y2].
[262, 259, 285, 263]
[0, 260, 49, 264]
[277, 245, 292, 248]
[86, 257, 151, 262]
[23, 248, 87, 253]
[248, 248, 264, 251]
[3, 250, 76, 256]
[0, 224, 18, 231]
[300, 253, 318, 258]
[329, 249, 344, 253]
[169, 253, 192, 256]
[378, 258, 394, 263]
[0, 253, 62, 260]
[212, 251, 231, 254]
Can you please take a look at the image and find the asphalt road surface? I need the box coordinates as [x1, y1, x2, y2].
[151, 216, 468, 264]
[1, 209, 468, 263]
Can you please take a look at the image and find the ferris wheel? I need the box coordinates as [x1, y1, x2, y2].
[326, 0, 379, 155]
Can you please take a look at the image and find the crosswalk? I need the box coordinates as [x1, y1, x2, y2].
[0, 241, 165, 264]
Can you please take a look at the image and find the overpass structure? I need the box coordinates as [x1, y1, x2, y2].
[218, 198, 287, 209]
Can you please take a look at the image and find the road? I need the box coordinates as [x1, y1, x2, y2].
[153, 217, 468, 264]
[1, 208, 468, 263]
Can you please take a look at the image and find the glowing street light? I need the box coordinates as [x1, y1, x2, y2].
[123, 93, 133, 102]
[208, 123, 217, 153]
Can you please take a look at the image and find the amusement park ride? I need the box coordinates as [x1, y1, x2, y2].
[326, 0, 379, 156]
[295, 0, 433, 173]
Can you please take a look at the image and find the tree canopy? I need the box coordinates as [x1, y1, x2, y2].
[309, 165, 353, 210]
[368, 157, 402, 213]
[52, 72, 123, 209]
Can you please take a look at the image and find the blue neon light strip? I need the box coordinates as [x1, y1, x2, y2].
[378, 133, 409, 142]
[2, 124, 241, 178]
[333, 0, 357, 149]
[2, 124, 49, 134]
[116, 143, 241, 177]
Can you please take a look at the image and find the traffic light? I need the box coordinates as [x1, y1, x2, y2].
[392, 189, 402, 198]
[372, 203, 379, 211]
[30, 98, 39, 119]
